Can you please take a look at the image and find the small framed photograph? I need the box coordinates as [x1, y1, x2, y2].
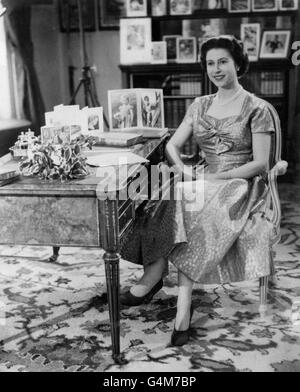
[151, 0, 167, 15]
[228, 0, 251, 12]
[279, 0, 298, 10]
[241, 23, 261, 62]
[252, 0, 278, 11]
[140, 89, 165, 129]
[170, 0, 193, 15]
[98, 0, 126, 30]
[177, 37, 197, 63]
[260, 30, 291, 58]
[108, 89, 139, 131]
[151, 41, 167, 64]
[58, 0, 97, 32]
[81, 107, 104, 137]
[41, 126, 71, 145]
[126, 0, 148, 17]
[120, 18, 152, 64]
[163, 35, 181, 62]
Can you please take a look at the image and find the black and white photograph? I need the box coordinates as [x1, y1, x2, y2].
[120, 17, 152, 64]
[228, 0, 250, 12]
[151, 0, 167, 15]
[252, 0, 278, 12]
[177, 37, 197, 63]
[260, 30, 291, 58]
[126, 0, 148, 17]
[81, 107, 104, 137]
[241, 23, 261, 61]
[151, 41, 167, 63]
[279, 0, 298, 10]
[170, 0, 193, 15]
[1, 0, 300, 376]
[163, 35, 181, 62]
[140, 89, 164, 129]
[108, 89, 138, 130]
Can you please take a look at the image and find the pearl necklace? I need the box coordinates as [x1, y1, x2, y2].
[215, 86, 244, 107]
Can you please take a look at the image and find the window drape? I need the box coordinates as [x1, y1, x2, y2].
[5, 4, 45, 133]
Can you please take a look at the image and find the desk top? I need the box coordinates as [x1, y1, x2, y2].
[0, 136, 168, 197]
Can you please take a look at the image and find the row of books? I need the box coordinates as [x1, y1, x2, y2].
[243, 71, 284, 97]
[165, 75, 202, 96]
[164, 98, 194, 129]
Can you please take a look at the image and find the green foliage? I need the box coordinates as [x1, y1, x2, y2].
[19, 135, 96, 182]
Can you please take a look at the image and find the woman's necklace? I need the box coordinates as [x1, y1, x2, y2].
[215, 86, 244, 107]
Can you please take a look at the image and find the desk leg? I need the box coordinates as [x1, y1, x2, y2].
[99, 198, 127, 365]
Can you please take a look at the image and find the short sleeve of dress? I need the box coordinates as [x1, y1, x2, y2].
[181, 98, 200, 127]
[250, 104, 275, 134]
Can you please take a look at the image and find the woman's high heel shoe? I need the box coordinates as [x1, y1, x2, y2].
[171, 304, 194, 347]
[120, 279, 163, 307]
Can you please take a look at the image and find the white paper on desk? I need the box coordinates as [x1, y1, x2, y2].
[87, 152, 149, 167]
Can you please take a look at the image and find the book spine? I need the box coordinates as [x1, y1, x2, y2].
[0, 170, 17, 181]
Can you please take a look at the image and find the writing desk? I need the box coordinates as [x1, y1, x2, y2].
[0, 136, 167, 363]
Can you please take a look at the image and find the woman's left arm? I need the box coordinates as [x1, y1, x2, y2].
[211, 133, 271, 180]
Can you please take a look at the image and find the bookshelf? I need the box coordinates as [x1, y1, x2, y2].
[119, 8, 298, 161]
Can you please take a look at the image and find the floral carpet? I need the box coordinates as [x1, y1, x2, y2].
[0, 183, 300, 372]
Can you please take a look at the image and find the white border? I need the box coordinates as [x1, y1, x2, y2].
[170, 0, 193, 15]
[252, 0, 278, 12]
[228, 0, 251, 12]
[176, 37, 197, 63]
[151, 41, 167, 64]
[260, 30, 291, 58]
[126, 0, 148, 17]
[81, 107, 104, 138]
[279, 0, 298, 10]
[241, 23, 261, 62]
[151, 0, 167, 16]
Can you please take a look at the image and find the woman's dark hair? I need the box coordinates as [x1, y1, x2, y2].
[200, 35, 249, 78]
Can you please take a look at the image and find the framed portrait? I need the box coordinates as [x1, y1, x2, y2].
[260, 30, 291, 58]
[58, 0, 97, 32]
[241, 23, 261, 62]
[108, 89, 139, 131]
[163, 35, 181, 62]
[279, 0, 298, 10]
[41, 126, 71, 145]
[126, 0, 148, 17]
[170, 0, 193, 15]
[81, 107, 104, 138]
[193, 0, 226, 10]
[140, 89, 165, 130]
[252, 0, 278, 12]
[177, 37, 197, 63]
[151, 41, 167, 64]
[120, 18, 152, 64]
[98, 0, 126, 30]
[228, 0, 251, 12]
[151, 0, 167, 16]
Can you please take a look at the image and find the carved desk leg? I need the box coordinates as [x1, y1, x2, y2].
[98, 197, 127, 365]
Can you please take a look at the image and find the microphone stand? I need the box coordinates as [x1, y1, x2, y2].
[70, 0, 109, 128]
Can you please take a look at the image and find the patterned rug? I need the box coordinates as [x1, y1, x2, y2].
[0, 183, 300, 372]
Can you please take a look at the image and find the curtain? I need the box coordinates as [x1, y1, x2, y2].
[4, 4, 45, 133]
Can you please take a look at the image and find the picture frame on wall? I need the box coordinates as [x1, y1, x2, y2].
[252, 0, 278, 12]
[170, 0, 193, 15]
[98, 0, 126, 30]
[120, 18, 152, 64]
[151, 41, 167, 64]
[241, 23, 261, 62]
[81, 107, 104, 138]
[176, 37, 197, 63]
[126, 0, 148, 17]
[279, 0, 298, 10]
[228, 0, 250, 13]
[151, 0, 167, 16]
[260, 30, 291, 58]
[58, 0, 97, 32]
[163, 35, 181, 62]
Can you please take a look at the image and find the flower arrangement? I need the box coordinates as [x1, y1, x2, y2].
[19, 135, 96, 181]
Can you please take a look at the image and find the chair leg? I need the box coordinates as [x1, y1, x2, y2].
[259, 276, 269, 309]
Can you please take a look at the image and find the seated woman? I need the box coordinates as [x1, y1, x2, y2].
[120, 36, 276, 346]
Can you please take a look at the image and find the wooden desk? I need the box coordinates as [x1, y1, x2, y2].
[0, 137, 167, 363]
